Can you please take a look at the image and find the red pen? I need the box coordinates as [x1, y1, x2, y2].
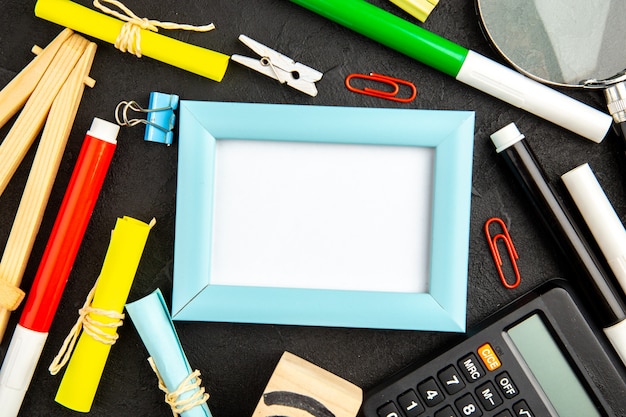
[0, 118, 119, 417]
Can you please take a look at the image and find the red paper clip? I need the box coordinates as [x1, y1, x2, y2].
[484, 217, 521, 289]
[345, 73, 417, 103]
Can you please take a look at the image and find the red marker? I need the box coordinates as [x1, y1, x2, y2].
[0, 118, 119, 417]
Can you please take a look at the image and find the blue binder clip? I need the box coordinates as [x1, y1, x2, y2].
[115, 92, 179, 145]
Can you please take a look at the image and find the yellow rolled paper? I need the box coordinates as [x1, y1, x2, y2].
[55, 216, 154, 412]
[35, 0, 230, 81]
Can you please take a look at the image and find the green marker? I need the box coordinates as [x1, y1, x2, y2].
[289, 0, 612, 143]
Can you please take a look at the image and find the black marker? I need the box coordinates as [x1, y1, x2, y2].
[490, 123, 626, 366]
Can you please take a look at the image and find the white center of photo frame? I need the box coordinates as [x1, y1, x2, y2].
[209, 139, 434, 293]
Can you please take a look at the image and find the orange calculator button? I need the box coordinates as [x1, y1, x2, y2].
[478, 343, 502, 371]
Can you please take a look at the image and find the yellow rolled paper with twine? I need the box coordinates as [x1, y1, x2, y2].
[50, 216, 155, 412]
[35, 0, 230, 81]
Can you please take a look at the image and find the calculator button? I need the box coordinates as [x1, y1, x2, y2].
[434, 405, 458, 417]
[458, 354, 485, 383]
[495, 372, 519, 399]
[438, 365, 466, 395]
[417, 377, 444, 407]
[398, 390, 425, 416]
[477, 343, 502, 371]
[494, 410, 513, 417]
[475, 381, 503, 411]
[377, 401, 402, 417]
[512, 400, 534, 417]
[454, 393, 483, 416]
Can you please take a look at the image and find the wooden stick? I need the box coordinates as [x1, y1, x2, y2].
[0, 39, 96, 342]
[0, 28, 74, 129]
[0, 33, 88, 198]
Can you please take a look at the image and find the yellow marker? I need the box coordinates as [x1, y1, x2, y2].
[35, 0, 230, 81]
[389, 0, 439, 22]
[53, 216, 154, 412]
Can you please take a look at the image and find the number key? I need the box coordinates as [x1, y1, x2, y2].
[438, 365, 466, 395]
[417, 377, 444, 407]
[398, 390, 425, 416]
[455, 393, 483, 416]
[377, 401, 401, 417]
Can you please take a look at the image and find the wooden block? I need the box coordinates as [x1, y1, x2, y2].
[252, 351, 362, 417]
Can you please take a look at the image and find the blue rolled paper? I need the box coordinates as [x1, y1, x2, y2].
[126, 289, 212, 417]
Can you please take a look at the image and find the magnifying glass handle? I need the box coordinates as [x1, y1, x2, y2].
[604, 82, 626, 155]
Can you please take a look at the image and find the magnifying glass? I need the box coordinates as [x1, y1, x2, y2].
[476, 0, 626, 151]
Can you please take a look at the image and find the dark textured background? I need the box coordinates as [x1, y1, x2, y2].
[1, 1, 625, 416]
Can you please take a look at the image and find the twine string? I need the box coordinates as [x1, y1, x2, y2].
[148, 357, 210, 416]
[93, 0, 215, 57]
[49, 279, 124, 375]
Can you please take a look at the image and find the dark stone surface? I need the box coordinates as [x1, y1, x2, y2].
[1, 0, 624, 416]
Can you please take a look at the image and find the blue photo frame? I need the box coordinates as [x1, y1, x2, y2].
[172, 101, 474, 331]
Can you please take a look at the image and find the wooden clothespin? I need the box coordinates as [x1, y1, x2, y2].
[0, 28, 97, 341]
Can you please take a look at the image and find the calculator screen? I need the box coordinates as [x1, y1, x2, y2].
[507, 314, 601, 417]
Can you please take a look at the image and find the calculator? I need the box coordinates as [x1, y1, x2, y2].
[360, 280, 626, 417]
